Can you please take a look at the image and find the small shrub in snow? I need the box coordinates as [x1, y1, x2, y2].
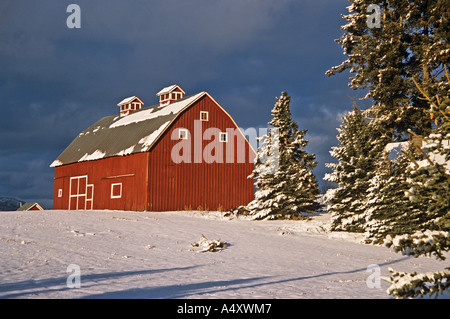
[190, 234, 228, 253]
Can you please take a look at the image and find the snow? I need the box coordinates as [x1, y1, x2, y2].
[117, 96, 139, 106]
[138, 121, 171, 152]
[49, 159, 63, 168]
[0, 210, 447, 299]
[386, 267, 450, 299]
[385, 141, 408, 154]
[116, 145, 135, 157]
[78, 150, 106, 162]
[156, 85, 179, 96]
[110, 93, 204, 129]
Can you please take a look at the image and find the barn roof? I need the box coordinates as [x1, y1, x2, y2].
[156, 84, 185, 96]
[51, 92, 205, 167]
[16, 202, 44, 211]
[117, 96, 144, 106]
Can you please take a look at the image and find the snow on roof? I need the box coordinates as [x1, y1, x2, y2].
[50, 159, 63, 168]
[156, 84, 185, 96]
[117, 96, 144, 106]
[139, 121, 171, 151]
[51, 92, 206, 167]
[78, 150, 106, 162]
[111, 92, 203, 129]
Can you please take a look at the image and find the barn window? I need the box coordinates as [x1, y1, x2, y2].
[58, 189, 63, 197]
[111, 183, 122, 199]
[178, 128, 188, 140]
[200, 111, 209, 121]
[219, 132, 228, 142]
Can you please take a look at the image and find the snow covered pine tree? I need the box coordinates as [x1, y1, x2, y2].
[324, 105, 387, 232]
[326, 0, 450, 141]
[361, 144, 420, 244]
[246, 92, 319, 220]
[383, 69, 450, 299]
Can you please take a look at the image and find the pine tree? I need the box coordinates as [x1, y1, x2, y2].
[361, 145, 419, 244]
[324, 105, 387, 232]
[326, 0, 450, 140]
[326, 0, 450, 297]
[383, 68, 450, 299]
[246, 92, 319, 220]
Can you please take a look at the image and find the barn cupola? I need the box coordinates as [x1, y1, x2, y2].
[117, 96, 144, 117]
[156, 84, 186, 106]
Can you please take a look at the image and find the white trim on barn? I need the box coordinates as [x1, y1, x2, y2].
[111, 183, 122, 199]
[219, 132, 228, 143]
[200, 111, 209, 121]
[178, 128, 189, 140]
[68, 175, 94, 210]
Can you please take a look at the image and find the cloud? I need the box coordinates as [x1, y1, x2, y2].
[0, 0, 355, 204]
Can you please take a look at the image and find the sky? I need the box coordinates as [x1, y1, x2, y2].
[0, 0, 366, 208]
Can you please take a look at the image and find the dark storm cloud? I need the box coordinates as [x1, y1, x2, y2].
[0, 0, 354, 207]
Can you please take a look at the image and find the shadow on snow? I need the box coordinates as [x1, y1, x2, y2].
[0, 257, 412, 299]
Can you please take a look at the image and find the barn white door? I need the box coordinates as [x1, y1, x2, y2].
[69, 175, 94, 210]
[86, 184, 94, 210]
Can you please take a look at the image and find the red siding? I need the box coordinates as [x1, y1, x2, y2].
[53, 152, 149, 211]
[53, 94, 254, 212]
[146, 94, 254, 211]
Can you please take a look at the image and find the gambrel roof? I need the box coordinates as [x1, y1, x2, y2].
[51, 92, 205, 167]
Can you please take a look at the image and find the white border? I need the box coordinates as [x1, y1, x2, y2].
[200, 111, 209, 121]
[178, 128, 188, 140]
[86, 184, 94, 210]
[111, 183, 122, 199]
[219, 132, 228, 142]
[69, 175, 88, 210]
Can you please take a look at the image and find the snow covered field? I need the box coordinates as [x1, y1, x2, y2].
[0, 210, 447, 299]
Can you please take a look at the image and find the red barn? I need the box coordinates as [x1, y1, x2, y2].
[51, 85, 255, 212]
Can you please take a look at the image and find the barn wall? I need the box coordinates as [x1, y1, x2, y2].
[146, 94, 255, 211]
[53, 152, 148, 211]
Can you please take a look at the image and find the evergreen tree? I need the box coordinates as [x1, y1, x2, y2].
[324, 105, 387, 232]
[384, 68, 450, 299]
[326, 0, 450, 297]
[246, 92, 319, 220]
[326, 0, 450, 140]
[361, 145, 418, 244]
